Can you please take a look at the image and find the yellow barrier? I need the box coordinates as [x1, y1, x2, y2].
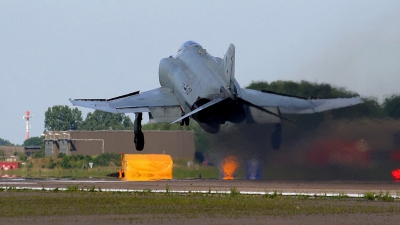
[120, 154, 173, 181]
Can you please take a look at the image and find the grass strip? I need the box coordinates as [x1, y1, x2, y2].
[0, 190, 399, 218]
[1, 165, 220, 179]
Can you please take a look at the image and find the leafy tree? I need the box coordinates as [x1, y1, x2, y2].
[331, 97, 383, 119]
[59, 155, 72, 169]
[0, 150, 5, 161]
[47, 158, 57, 169]
[32, 149, 45, 158]
[24, 136, 46, 158]
[23, 136, 43, 146]
[246, 80, 269, 91]
[44, 105, 83, 131]
[247, 80, 356, 98]
[383, 95, 400, 119]
[0, 138, 13, 146]
[17, 152, 28, 162]
[81, 110, 133, 131]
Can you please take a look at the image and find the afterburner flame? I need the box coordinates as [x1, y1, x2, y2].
[221, 156, 239, 180]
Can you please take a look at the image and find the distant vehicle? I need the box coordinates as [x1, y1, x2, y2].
[70, 41, 363, 151]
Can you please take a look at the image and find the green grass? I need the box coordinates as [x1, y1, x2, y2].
[0, 190, 399, 218]
[0, 166, 119, 178]
[173, 165, 219, 179]
[1, 166, 220, 179]
[363, 191, 395, 202]
[1, 159, 220, 179]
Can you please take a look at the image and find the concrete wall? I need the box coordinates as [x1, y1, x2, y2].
[44, 130, 195, 160]
[0, 146, 24, 156]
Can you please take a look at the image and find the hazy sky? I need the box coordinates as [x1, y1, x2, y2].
[1, 1, 399, 145]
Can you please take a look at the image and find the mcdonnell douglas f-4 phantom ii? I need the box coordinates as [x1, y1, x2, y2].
[70, 41, 363, 151]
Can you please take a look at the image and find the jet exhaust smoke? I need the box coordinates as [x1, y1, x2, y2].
[205, 117, 400, 181]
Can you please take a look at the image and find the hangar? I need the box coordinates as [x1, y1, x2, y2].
[43, 130, 195, 160]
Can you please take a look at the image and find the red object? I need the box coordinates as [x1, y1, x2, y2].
[392, 169, 400, 180]
[0, 162, 18, 170]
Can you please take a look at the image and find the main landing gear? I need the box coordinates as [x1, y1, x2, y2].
[180, 116, 190, 126]
[271, 123, 282, 150]
[134, 113, 144, 151]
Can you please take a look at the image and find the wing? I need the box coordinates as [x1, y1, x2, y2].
[240, 88, 363, 114]
[69, 87, 181, 114]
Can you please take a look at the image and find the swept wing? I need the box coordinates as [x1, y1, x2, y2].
[69, 87, 181, 114]
[240, 88, 363, 114]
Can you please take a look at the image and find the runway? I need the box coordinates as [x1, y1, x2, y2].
[1, 178, 399, 198]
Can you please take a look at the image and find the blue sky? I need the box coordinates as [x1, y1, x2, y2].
[1, 1, 399, 144]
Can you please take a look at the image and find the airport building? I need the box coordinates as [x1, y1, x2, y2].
[0, 146, 41, 160]
[43, 130, 195, 160]
[0, 146, 24, 156]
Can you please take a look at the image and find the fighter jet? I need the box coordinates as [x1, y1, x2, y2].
[70, 41, 363, 151]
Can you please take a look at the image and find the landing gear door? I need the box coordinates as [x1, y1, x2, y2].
[149, 106, 182, 123]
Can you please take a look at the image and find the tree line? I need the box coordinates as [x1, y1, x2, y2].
[0, 138, 13, 146]
[44, 105, 133, 132]
[2, 80, 399, 148]
[28, 80, 400, 135]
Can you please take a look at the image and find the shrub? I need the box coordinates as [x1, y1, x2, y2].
[32, 149, 45, 158]
[92, 153, 121, 167]
[59, 155, 72, 169]
[18, 153, 28, 162]
[47, 159, 57, 169]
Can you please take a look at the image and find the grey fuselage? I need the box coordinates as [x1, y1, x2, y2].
[158, 43, 246, 132]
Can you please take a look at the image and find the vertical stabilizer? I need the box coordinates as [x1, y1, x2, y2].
[220, 44, 236, 94]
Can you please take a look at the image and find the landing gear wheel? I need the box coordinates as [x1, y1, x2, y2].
[134, 113, 144, 151]
[180, 116, 190, 126]
[134, 131, 144, 151]
[271, 123, 282, 150]
[184, 117, 190, 126]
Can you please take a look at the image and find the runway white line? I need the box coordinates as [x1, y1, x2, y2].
[0, 182, 37, 185]
[40, 180, 126, 183]
[1, 186, 398, 199]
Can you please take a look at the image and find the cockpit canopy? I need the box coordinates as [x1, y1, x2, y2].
[177, 41, 203, 53]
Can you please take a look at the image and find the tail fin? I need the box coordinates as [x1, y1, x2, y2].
[220, 44, 236, 93]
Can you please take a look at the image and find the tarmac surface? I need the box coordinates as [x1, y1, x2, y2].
[1, 178, 400, 196]
[2, 178, 400, 225]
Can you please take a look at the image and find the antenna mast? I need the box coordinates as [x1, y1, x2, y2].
[23, 111, 33, 140]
